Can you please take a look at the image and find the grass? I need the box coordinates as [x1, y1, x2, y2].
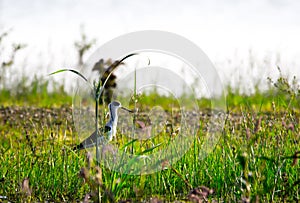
[0, 74, 299, 202]
[0, 29, 299, 202]
[0, 76, 72, 107]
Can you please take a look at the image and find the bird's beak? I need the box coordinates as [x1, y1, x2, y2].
[120, 106, 134, 113]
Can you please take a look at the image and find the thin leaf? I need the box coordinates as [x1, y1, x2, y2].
[120, 139, 138, 150]
[49, 69, 88, 82]
[138, 143, 162, 155]
[101, 53, 138, 90]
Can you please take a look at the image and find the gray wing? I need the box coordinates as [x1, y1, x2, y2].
[73, 126, 111, 150]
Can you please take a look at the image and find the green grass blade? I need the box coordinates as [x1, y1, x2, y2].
[101, 53, 138, 90]
[138, 143, 162, 155]
[120, 139, 138, 150]
[49, 69, 88, 82]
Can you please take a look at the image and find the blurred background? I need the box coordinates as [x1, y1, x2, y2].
[0, 0, 300, 95]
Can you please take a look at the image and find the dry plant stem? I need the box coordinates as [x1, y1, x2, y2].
[95, 98, 101, 202]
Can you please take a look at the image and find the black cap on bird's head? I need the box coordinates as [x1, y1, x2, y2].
[110, 101, 121, 107]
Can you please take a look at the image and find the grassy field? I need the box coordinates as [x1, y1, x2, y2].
[0, 72, 299, 202]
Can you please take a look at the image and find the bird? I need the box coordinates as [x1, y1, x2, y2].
[73, 101, 133, 150]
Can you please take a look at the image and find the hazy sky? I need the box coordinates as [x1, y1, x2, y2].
[1, 0, 300, 88]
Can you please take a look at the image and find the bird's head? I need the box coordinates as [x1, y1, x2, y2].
[109, 101, 134, 114]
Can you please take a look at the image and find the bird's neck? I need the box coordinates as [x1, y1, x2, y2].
[108, 115, 118, 138]
[110, 108, 118, 125]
